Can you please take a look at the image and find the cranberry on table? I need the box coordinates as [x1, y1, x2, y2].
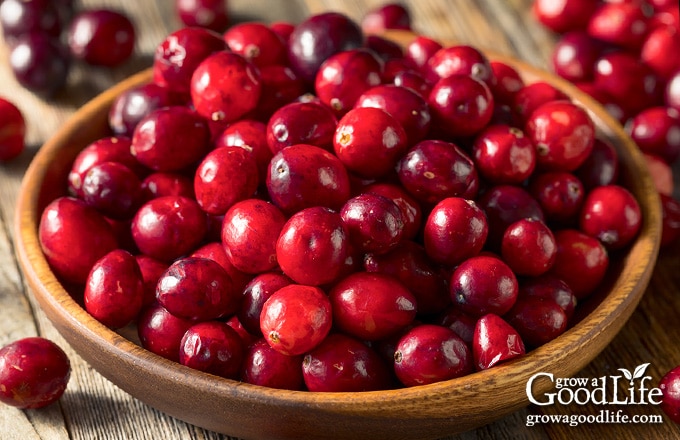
[266, 101, 338, 154]
[340, 193, 405, 255]
[472, 124, 536, 184]
[241, 338, 304, 390]
[176, 0, 229, 32]
[0, 337, 70, 409]
[9, 32, 70, 98]
[579, 184, 642, 250]
[473, 313, 525, 371]
[394, 324, 473, 387]
[179, 321, 244, 379]
[238, 272, 292, 336]
[549, 229, 609, 299]
[260, 284, 332, 356]
[81, 162, 142, 220]
[361, 3, 411, 33]
[109, 83, 179, 137]
[659, 365, 680, 423]
[137, 302, 193, 362]
[0, 97, 25, 162]
[68, 9, 135, 67]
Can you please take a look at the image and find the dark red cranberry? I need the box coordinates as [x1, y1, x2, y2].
[579, 184, 642, 249]
[473, 313, 525, 370]
[587, 2, 650, 50]
[266, 101, 337, 154]
[140, 171, 195, 202]
[364, 183, 423, 241]
[109, 83, 179, 137]
[394, 324, 472, 386]
[276, 207, 349, 286]
[137, 302, 193, 362]
[0, 97, 25, 162]
[179, 321, 244, 379]
[490, 61, 524, 104]
[223, 21, 286, 67]
[287, 12, 364, 83]
[365, 35, 405, 61]
[505, 297, 568, 348]
[260, 284, 332, 356]
[254, 65, 307, 122]
[238, 273, 292, 336]
[513, 81, 569, 123]
[0, 0, 62, 43]
[241, 338, 304, 390]
[135, 254, 168, 307]
[575, 82, 631, 124]
[425, 45, 494, 87]
[215, 119, 271, 182]
[641, 26, 680, 81]
[190, 241, 253, 293]
[175, 0, 229, 32]
[81, 162, 142, 220]
[333, 106, 408, 178]
[9, 32, 70, 98]
[626, 106, 680, 163]
[340, 193, 405, 255]
[529, 171, 585, 224]
[472, 124, 536, 184]
[436, 306, 477, 344]
[659, 365, 680, 423]
[660, 194, 680, 247]
[575, 138, 620, 190]
[361, 3, 411, 33]
[501, 218, 557, 277]
[0, 337, 70, 409]
[550, 30, 604, 83]
[68, 9, 135, 67]
[405, 35, 442, 70]
[667, 69, 680, 111]
[532, 0, 598, 33]
[519, 274, 577, 320]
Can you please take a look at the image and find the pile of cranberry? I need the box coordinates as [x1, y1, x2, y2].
[533, 0, 680, 247]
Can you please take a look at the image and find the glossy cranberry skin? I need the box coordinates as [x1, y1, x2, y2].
[549, 229, 609, 299]
[513, 81, 569, 123]
[179, 321, 244, 379]
[254, 64, 307, 121]
[131, 196, 207, 262]
[176, 0, 228, 32]
[660, 194, 680, 247]
[0, 0, 62, 42]
[221, 199, 287, 274]
[519, 274, 577, 320]
[260, 284, 332, 356]
[0, 338, 70, 409]
[576, 82, 631, 124]
[39, 197, 118, 284]
[579, 184, 642, 249]
[334, 107, 408, 178]
[532, 0, 597, 33]
[550, 31, 603, 83]
[153, 27, 227, 98]
[223, 22, 286, 68]
[394, 324, 473, 387]
[529, 171, 585, 224]
[587, 2, 649, 50]
[659, 365, 680, 423]
[303, 333, 392, 392]
[135, 254, 168, 307]
[137, 302, 193, 362]
[267, 144, 350, 214]
[450, 255, 519, 317]
[340, 193, 405, 255]
[81, 162, 142, 220]
[9, 32, 70, 98]
[641, 26, 680, 81]
[131, 106, 209, 172]
[436, 306, 476, 344]
[156, 257, 239, 321]
[315, 48, 383, 115]
[490, 61, 524, 104]
[0, 97, 25, 161]
[525, 100, 595, 172]
[666, 69, 680, 111]
[140, 172, 194, 202]
[109, 83, 179, 137]
[364, 183, 423, 241]
[472, 124, 536, 184]
[361, 3, 411, 33]
[575, 138, 620, 190]
[626, 107, 680, 164]
[425, 45, 494, 86]
[276, 207, 349, 286]
[266, 101, 337, 154]
[241, 338, 304, 390]
[405, 35, 442, 70]
[68, 9, 135, 66]
[424, 197, 488, 266]
[428, 74, 495, 138]
[473, 313, 525, 371]
[501, 218, 557, 277]
[330, 272, 417, 341]
[287, 12, 364, 83]
[396, 139, 478, 205]
[506, 297, 568, 348]
[238, 272, 292, 336]
[215, 119, 271, 181]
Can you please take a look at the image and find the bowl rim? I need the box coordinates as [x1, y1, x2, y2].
[13, 30, 663, 435]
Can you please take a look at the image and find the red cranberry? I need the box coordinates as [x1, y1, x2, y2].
[260, 284, 332, 356]
[587, 2, 650, 50]
[579, 184, 642, 249]
[519, 274, 577, 320]
[436, 306, 477, 344]
[641, 26, 680, 81]
[490, 61, 525, 104]
[190, 241, 252, 293]
[405, 35, 442, 70]
[223, 22, 286, 68]
[626, 106, 680, 163]
[81, 161, 142, 220]
[276, 207, 349, 286]
[238, 272, 292, 336]
[645, 151, 674, 197]
[131, 106, 210, 172]
[575, 82, 631, 124]
[175, 0, 229, 32]
[135, 254, 168, 307]
[39, 197, 118, 284]
[303, 333, 392, 392]
[221, 199, 287, 274]
[0, 0, 62, 43]
[501, 218, 557, 277]
[394, 324, 472, 386]
[266, 101, 337, 154]
[84, 249, 144, 329]
[505, 297, 568, 348]
[549, 229, 609, 299]
[68, 9, 135, 67]
[532, 0, 597, 33]
[0, 97, 25, 161]
[254, 64, 307, 121]
[269, 21, 294, 41]
[575, 138, 620, 190]
[0, 338, 70, 409]
[9, 32, 70, 98]
[140, 171, 195, 202]
[109, 83, 179, 137]
[334, 106, 408, 178]
[472, 313, 525, 370]
[215, 119, 271, 181]
[266, 144, 350, 214]
[425, 45, 494, 86]
[512, 81, 569, 123]
[179, 321, 244, 379]
[428, 74, 495, 138]
[529, 171, 585, 224]
[241, 338, 304, 390]
[667, 69, 680, 111]
[660, 194, 680, 247]
[659, 365, 680, 423]
[137, 302, 193, 362]
[131, 196, 207, 263]
[550, 31, 604, 83]
[287, 12, 364, 83]
[472, 124, 536, 184]
[364, 183, 423, 241]
[361, 3, 411, 33]
[365, 34, 404, 61]
[340, 193, 405, 255]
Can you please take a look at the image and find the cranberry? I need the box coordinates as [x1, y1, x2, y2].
[214, 119, 271, 181]
[501, 218, 557, 277]
[329, 272, 417, 341]
[659, 365, 680, 423]
[576, 82, 631, 124]
[175, 0, 229, 32]
[0, 338, 70, 409]
[137, 302, 193, 362]
[68, 9, 135, 67]
[428, 74, 495, 138]
[472, 124, 536, 184]
[81, 162, 142, 220]
[0, 97, 25, 161]
[450, 255, 518, 317]
[237, 272, 292, 336]
[549, 229, 609, 299]
[266, 101, 337, 154]
[140, 171, 195, 202]
[254, 64, 307, 121]
[532, 0, 597, 33]
[626, 106, 680, 164]
[660, 194, 680, 247]
[269, 21, 294, 41]
[490, 61, 524, 104]
[241, 338, 304, 390]
[39, 197, 118, 284]
[333, 106, 408, 178]
[667, 69, 680, 111]
[361, 3, 411, 33]
[9, 32, 70, 98]
[287, 12, 364, 83]
[223, 22, 286, 68]
[587, 2, 650, 50]
[394, 324, 472, 387]
[525, 100, 595, 172]
[472, 313, 525, 371]
[303, 333, 392, 392]
[641, 26, 680, 81]
[109, 83, 179, 137]
[436, 306, 477, 344]
[179, 321, 244, 379]
[135, 254, 168, 307]
[396, 139, 478, 205]
[364, 183, 423, 241]
[423, 197, 488, 266]
[425, 44, 494, 87]
[512, 81, 569, 123]
[153, 27, 228, 99]
[221, 199, 287, 274]
[579, 184, 642, 249]
[575, 138, 620, 190]
[130, 196, 207, 263]
[505, 297, 568, 348]
[405, 35, 442, 70]
[266, 144, 350, 214]
[260, 284, 332, 356]
[529, 171, 585, 224]
[550, 31, 604, 83]
[365, 35, 404, 61]
[131, 106, 210, 172]
[276, 207, 349, 286]
[519, 274, 577, 320]
[0, 0, 62, 43]
[340, 193, 405, 255]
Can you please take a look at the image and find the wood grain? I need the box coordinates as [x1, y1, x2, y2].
[1, 1, 679, 440]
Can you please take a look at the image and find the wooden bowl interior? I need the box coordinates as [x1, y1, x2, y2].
[14, 32, 662, 440]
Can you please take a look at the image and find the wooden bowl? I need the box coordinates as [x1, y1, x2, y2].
[14, 31, 662, 440]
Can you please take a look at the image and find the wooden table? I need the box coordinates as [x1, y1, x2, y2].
[1, 0, 679, 439]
